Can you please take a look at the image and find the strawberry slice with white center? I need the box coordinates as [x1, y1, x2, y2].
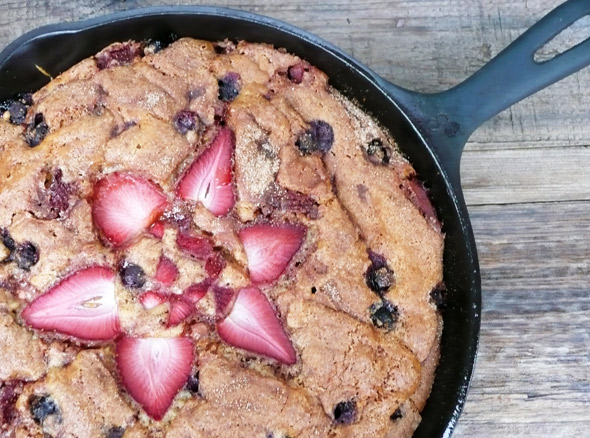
[176, 127, 235, 216]
[21, 266, 120, 341]
[116, 337, 194, 420]
[238, 224, 305, 283]
[139, 291, 168, 310]
[92, 172, 168, 247]
[155, 256, 179, 287]
[217, 287, 296, 365]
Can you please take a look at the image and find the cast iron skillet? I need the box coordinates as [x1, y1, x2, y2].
[0, 1, 589, 436]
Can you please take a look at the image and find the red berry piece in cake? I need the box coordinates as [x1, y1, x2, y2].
[365, 250, 395, 296]
[217, 287, 296, 365]
[155, 256, 179, 287]
[333, 400, 357, 425]
[38, 168, 76, 219]
[205, 252, 226, 279]
[92, 172, 168, 247]
[115, 337, 194, 420]
[139, 291, 168, 310]
[173, 110, 200, 135]
[149, 220, 166, 239]
[95, 41, 144, 69]
[287, 61, 310, 84]
[21, 266, 120, 341]
[176, 127, 235, 216]
[24, 113, 49, 147]
[168, 297, 195, 327]
[176, 231, 214, 260]
[217, 72, 241, 102]
[400, 176, 439, 226]
[262, 188, 320, 220]
[182, 281, 210, 305]
[212, 285, 236, 318]
[295, 120, 334, 155]
[0, 382, 22, 426]
[238, 224, 305, 284]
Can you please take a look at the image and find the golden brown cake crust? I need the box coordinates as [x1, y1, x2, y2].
[0, 37, 444, 438]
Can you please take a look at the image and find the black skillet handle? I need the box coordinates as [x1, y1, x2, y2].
[383, 0, 590, 187]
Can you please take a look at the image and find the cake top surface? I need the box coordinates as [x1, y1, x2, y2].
[0, 37, 444, 438]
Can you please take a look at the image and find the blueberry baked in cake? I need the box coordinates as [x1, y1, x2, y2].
[0, 37, 444, 438]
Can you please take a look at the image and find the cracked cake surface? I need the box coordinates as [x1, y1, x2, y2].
[0, 37, 444, 438]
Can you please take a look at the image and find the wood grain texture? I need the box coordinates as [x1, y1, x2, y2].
[0, 0, 589, 436]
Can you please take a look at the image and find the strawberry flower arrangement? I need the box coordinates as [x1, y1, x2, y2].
[21, 127, 304, 420]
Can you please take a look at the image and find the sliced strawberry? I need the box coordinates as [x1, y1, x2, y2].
[21, 266, 120, 341]
[149, 220, 166, 239]
[217, 287, 296, 364]
[205, 252, 226, 279]
[155, 256, 179, 287]
[238, 224, 305, 284]
[212, 285, 236, 318]
[183, 281, 210, 304]
[139, 291, 168, 310]
[176, 127, 235, 216]
[176, 231, 214, 260]
[116, 337, 194, 420]
[92, 172, 168, 247]
[168, 297, 195, 327]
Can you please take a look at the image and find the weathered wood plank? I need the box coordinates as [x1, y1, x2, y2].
[456, 201, 590, 436]
[461, 146, 590, 205]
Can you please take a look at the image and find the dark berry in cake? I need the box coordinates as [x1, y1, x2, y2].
[366, 138, 392, 165]
[390, 407, 403, 421]
[370, 300, 399, 331]
[104, 426, 125, 438]
[295, 120, 334, 155]
[430, 282, 447, 309]
[173, 110, 199, 135]
[3, 100, 27, 125]
[15, 241, 39, 270]
[186, 372, 200, 394]
[29, 394, 60, 424]
[333, 400, 357, 425]
[119, 262, 146, 289]
[365, 250, 395, 296]
[24, 113, 50, 147]
[1, 228, 16, 262]
[218, 72, 241, 102]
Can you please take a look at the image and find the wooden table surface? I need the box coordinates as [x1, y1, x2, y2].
[1, 0, 588, 436]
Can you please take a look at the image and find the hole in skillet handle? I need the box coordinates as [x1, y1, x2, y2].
[534, 14, 590, 62]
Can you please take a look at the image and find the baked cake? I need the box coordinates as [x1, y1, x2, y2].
[0, 37, 445, 438]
